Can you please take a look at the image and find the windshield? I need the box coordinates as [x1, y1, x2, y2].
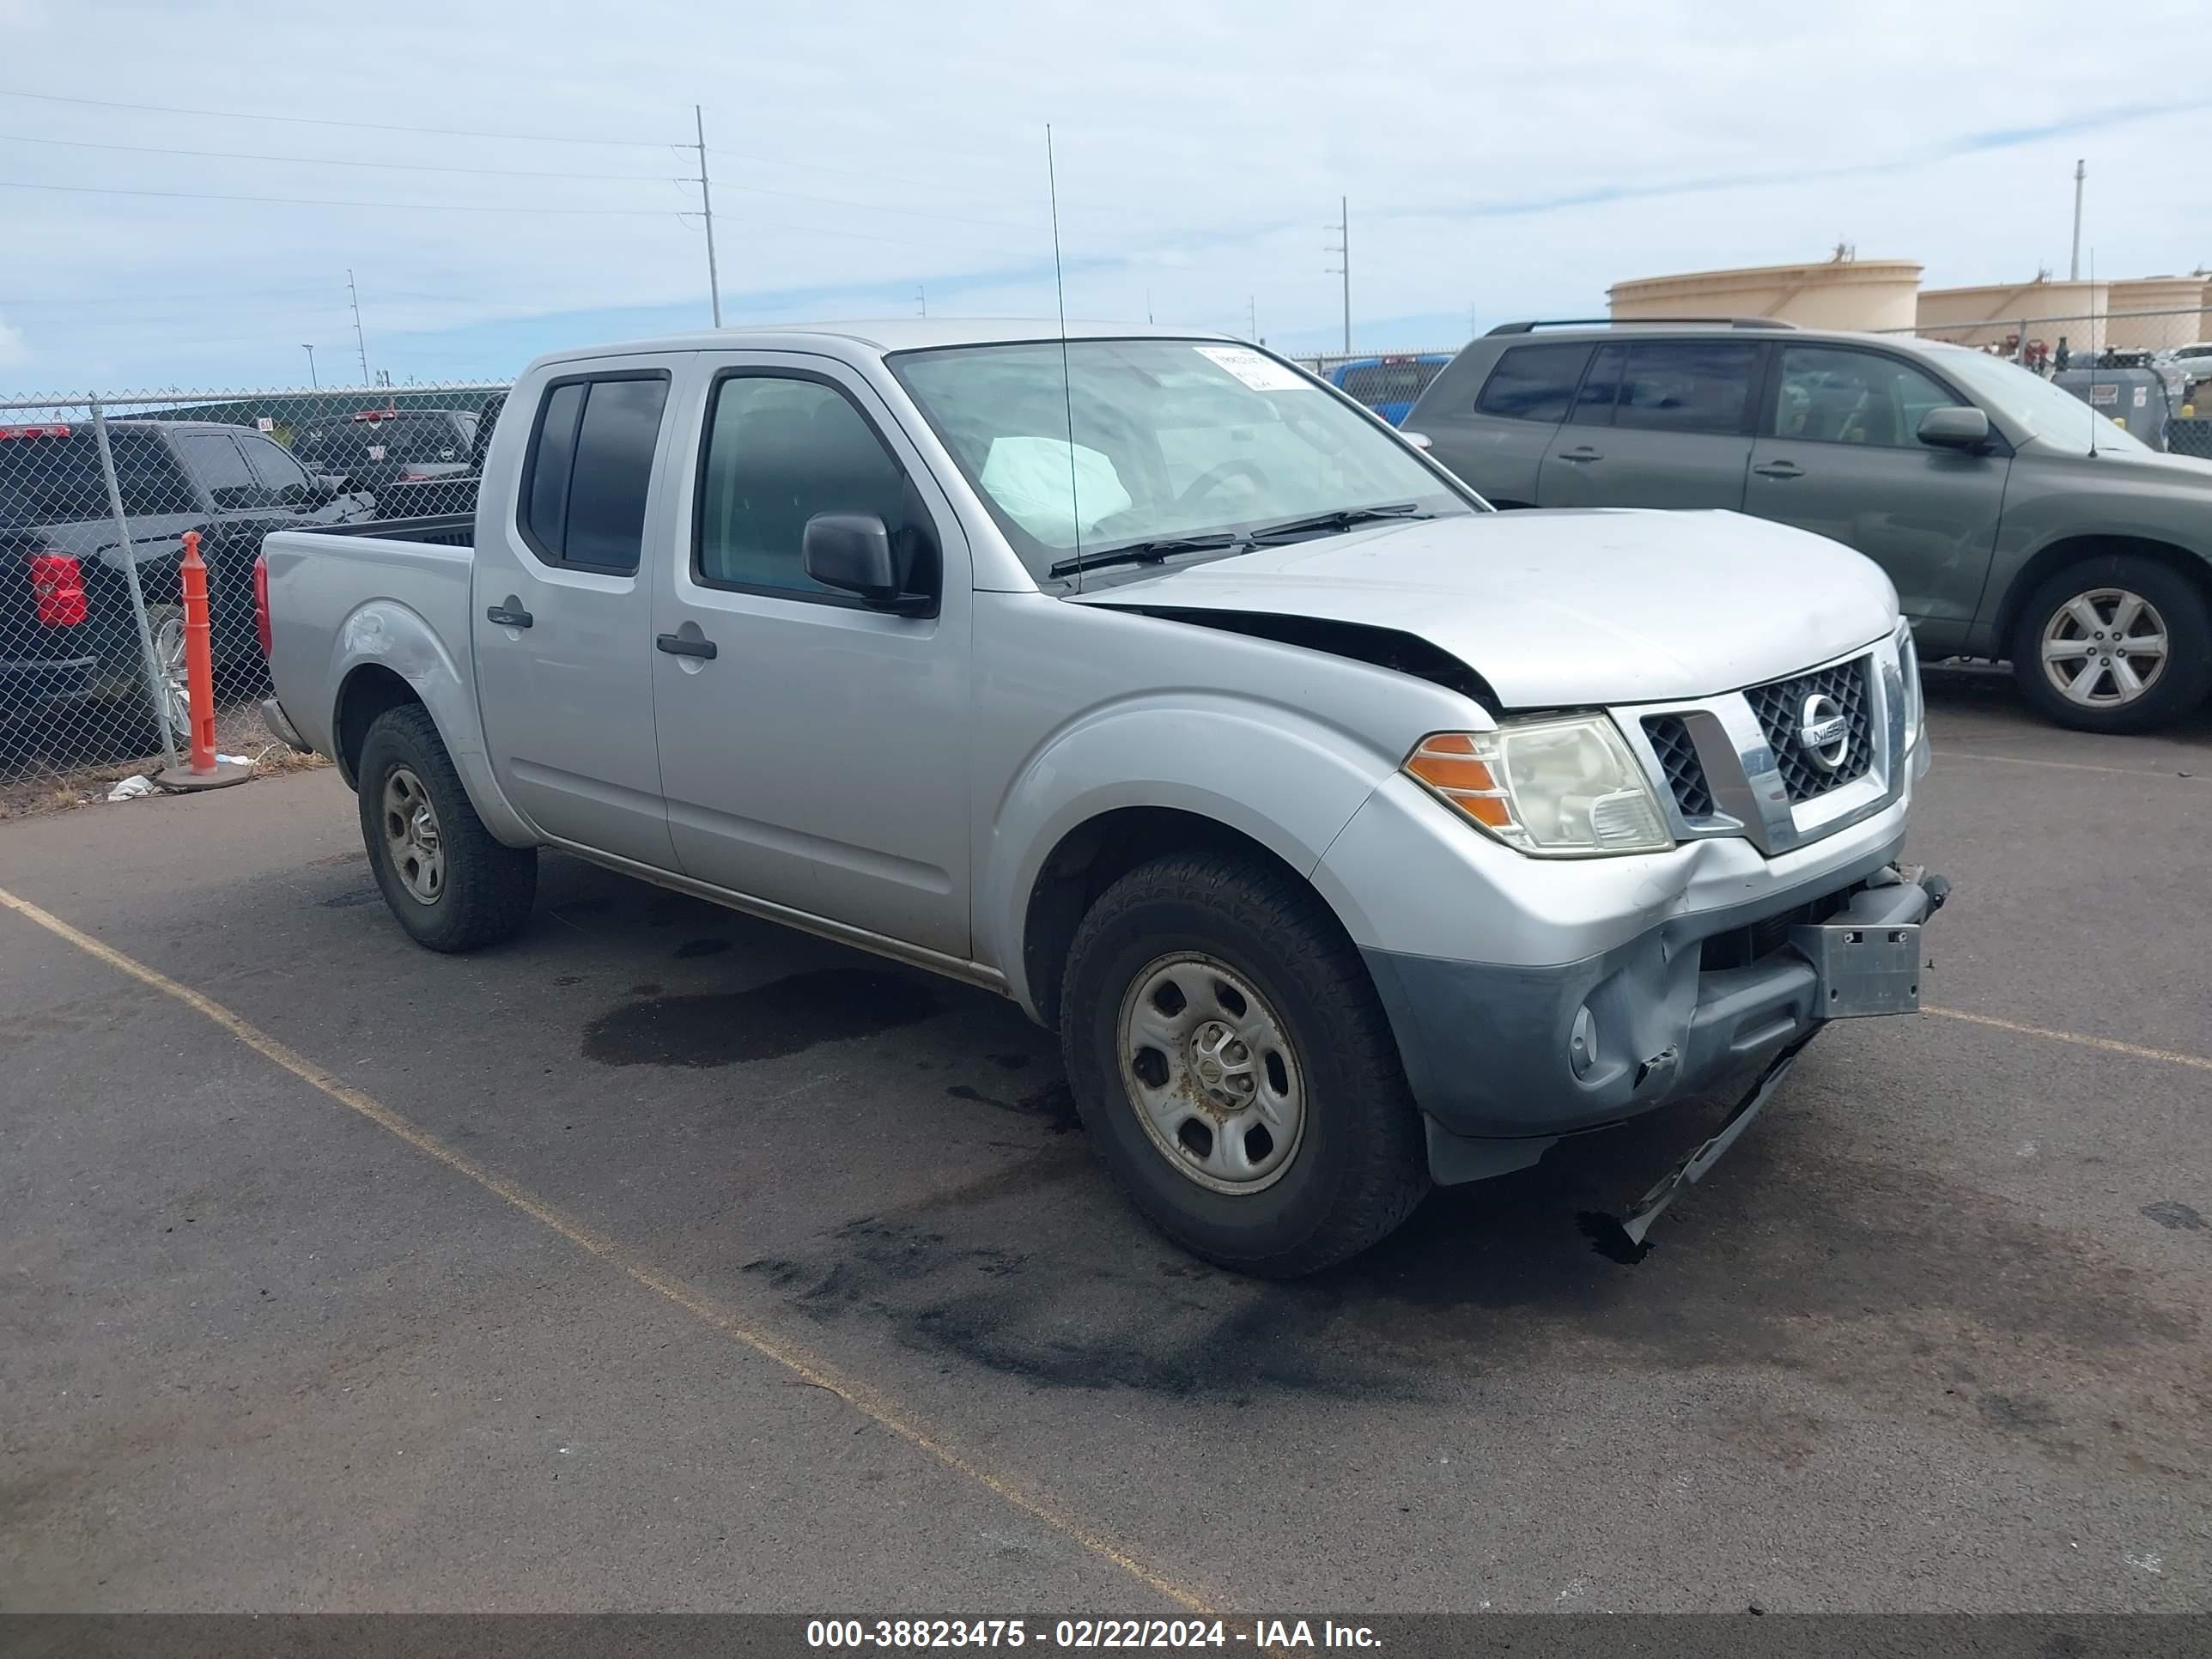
[890, 337, 1475, 581]
[1931, 347, 2151, 454]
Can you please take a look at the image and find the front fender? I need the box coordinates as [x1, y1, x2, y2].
[328, 599, 535, 848]
[980, 693, 1397, 1017]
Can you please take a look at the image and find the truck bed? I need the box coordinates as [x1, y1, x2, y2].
[296, 514, 475, 549]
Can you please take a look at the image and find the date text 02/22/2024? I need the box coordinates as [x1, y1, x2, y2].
[803, 1620, 1381, 1650]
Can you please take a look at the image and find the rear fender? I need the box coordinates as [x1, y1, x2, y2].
[329, 598, 535, 847]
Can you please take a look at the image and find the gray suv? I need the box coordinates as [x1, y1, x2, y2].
[1407, 320, 2212, 732]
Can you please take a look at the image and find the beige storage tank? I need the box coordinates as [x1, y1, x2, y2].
[1916, 280, 2106, 353]
[2107, 277, 2209, 350]
[1607, 256, 1922, 331]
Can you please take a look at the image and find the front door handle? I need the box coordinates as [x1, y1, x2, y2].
[656, 631, 719, 660]
[1753, 460, 1804, 480]
[484, 603, 533, 629]
[1557, 446, 1602, 464]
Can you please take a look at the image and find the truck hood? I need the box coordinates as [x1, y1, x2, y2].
[1073, 507, 1899, 708]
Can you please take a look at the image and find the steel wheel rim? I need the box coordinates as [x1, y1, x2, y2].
[381, 767, 446, 904]
[1116, 951, 1306, 1195]
[153, 616, 191, 738]
[2039, 586, 2170, 708]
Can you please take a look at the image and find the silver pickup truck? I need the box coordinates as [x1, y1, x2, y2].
[258, 320, 1945, 1276]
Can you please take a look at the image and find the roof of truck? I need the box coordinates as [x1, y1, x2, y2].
[526, 318, 1237, 369]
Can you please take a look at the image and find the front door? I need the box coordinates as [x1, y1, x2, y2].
[1538, 338, 1763, 512]
[1742, 343, 2008, 636]
[648, 353, 973, 959]
[470, 362, 682, 867]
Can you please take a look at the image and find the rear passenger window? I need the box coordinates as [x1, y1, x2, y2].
[520, 374, 669, 574]
[1474, 344, 1591, 423]
[1611, 342, 1759, 434]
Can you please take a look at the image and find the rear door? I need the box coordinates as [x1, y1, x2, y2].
[1416, 341, 1590, 506]
[1538, 339, 1761, 511]
[1742, 343, 2008, 634]
[470, 361, 683, 866]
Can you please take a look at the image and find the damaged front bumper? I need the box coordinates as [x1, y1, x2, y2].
[1363, 860, 1949, 1188]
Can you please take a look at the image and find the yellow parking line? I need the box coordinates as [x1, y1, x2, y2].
[1923, 1003, 2212, 1073]
[1935, 749, 2207, 779]
[0, 881, 1213, 1616]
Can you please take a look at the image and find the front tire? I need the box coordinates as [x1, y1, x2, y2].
[356, 703, 536, 951]
[2010, 555, 2212, 732]
[1060, 851, 1429, 1278]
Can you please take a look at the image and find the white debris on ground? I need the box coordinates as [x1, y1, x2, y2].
[105, 775, 155, 802]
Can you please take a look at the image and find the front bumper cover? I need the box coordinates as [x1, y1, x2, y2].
[1362, 860, 1949, 1183]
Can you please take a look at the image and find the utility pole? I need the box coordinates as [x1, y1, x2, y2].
[347, 270, 369, 386]
[916, 283, 927, 317]
[1247, 295, 1257, 340]
[301, 344, 318, 388]
[1325, 198, 1349, 354]
[2069, 159, 2086, 282]
[696, 104, 723, 327]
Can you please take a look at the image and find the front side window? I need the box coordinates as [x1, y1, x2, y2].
[238, 434, 313, 498]
[696, 374, 933, 601]
[892, 338, 1471, 582]
[173, 432, 257, 499]
[1611, 342, 1759, 434]
[1771, 347, 1958, 448]
[519, 374, 669, 573]
[1475, 343, 1592, 423]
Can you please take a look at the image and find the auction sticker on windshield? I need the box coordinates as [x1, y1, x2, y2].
[1194, 345, 1306, 392]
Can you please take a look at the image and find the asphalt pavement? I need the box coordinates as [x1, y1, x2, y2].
[3, 668, 2207, 1616]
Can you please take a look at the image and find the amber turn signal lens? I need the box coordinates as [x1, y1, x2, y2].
[1406, 735, 1513, 829]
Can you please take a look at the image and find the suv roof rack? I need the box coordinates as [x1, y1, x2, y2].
[1484, 317, 1800, 336]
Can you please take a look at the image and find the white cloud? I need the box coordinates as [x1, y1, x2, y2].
[0, 0, 2206, 392]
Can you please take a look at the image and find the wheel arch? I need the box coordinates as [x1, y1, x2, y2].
[1019, 805, 1356, 1032]
[1994, 532, 2212, 655]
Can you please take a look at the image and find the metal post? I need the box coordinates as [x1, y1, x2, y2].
[348, 270, 370, 385]
[1340, 196, 1350, 354]
[302, 343, 318, 388]
[89, 399, 180, 775]
[696, 104, 723, 328]
[2018, 318, 2031, 368]
[2069, 160, 2085, 283]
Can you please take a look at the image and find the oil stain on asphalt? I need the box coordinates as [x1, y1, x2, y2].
[581, 966, 939, 1068]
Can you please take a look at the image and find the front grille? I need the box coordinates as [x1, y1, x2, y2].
[1641, 714, 1714, 817]
[1746, 657, 1874, 804]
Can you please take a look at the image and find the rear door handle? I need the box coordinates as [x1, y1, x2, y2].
[484, 604, 533, 628]
[1558, 446, 1602, 464]
[1753, 460, 1804, 480]
[656, 632, 719, 660]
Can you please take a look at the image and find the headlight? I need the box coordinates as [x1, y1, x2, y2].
[1895, 621, 1923, 748]
[1405, 715, 1674, 857]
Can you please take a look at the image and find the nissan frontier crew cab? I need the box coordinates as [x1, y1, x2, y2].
[258, 321, 1946, 1277]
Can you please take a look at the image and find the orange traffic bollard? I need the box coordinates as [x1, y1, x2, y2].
[180, 531, 217, 773]
[154, 530, 250, 792]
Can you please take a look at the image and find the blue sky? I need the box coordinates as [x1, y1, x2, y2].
[1, 0, 2207, 395]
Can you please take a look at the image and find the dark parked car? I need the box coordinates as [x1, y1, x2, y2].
[369, 392, 505, 520]
[2, 418, 372, 742]
[1407, 319, 2212, 732]
[291, 406, 480, 500]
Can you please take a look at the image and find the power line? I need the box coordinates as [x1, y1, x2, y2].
[0, 178, 684, 216]
[0, 131, 681, 183]
[0, 87, 680, 148]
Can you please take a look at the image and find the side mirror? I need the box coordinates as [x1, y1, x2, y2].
[802, 512, 903, 606]
[1917, 405, 1991, 451]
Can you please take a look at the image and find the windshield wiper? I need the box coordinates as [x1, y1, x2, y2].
[1048, 532, 1247, 579]
[1243, 501, 1433, 544]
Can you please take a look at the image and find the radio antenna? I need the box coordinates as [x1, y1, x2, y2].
[2087, 246, 2099, 459]
[1048, 124, 1082, 587]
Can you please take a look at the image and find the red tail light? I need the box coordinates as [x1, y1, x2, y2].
[253, 553, 273, 658]
[28, 553, 88, 627]
[0, 422, 71, 440]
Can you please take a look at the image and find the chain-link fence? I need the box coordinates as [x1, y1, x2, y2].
[1290, 349, 1462, 422]
[1, 380, 507, 789]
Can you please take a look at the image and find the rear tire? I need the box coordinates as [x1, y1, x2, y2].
[2009, 554, 2212, 732]
[1059, 851, 1429, 1278]
[356, 703, 536, 951]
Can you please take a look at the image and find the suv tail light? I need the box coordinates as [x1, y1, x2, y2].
[28, 552, 89, 627]
[253, 553, 273, 658]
